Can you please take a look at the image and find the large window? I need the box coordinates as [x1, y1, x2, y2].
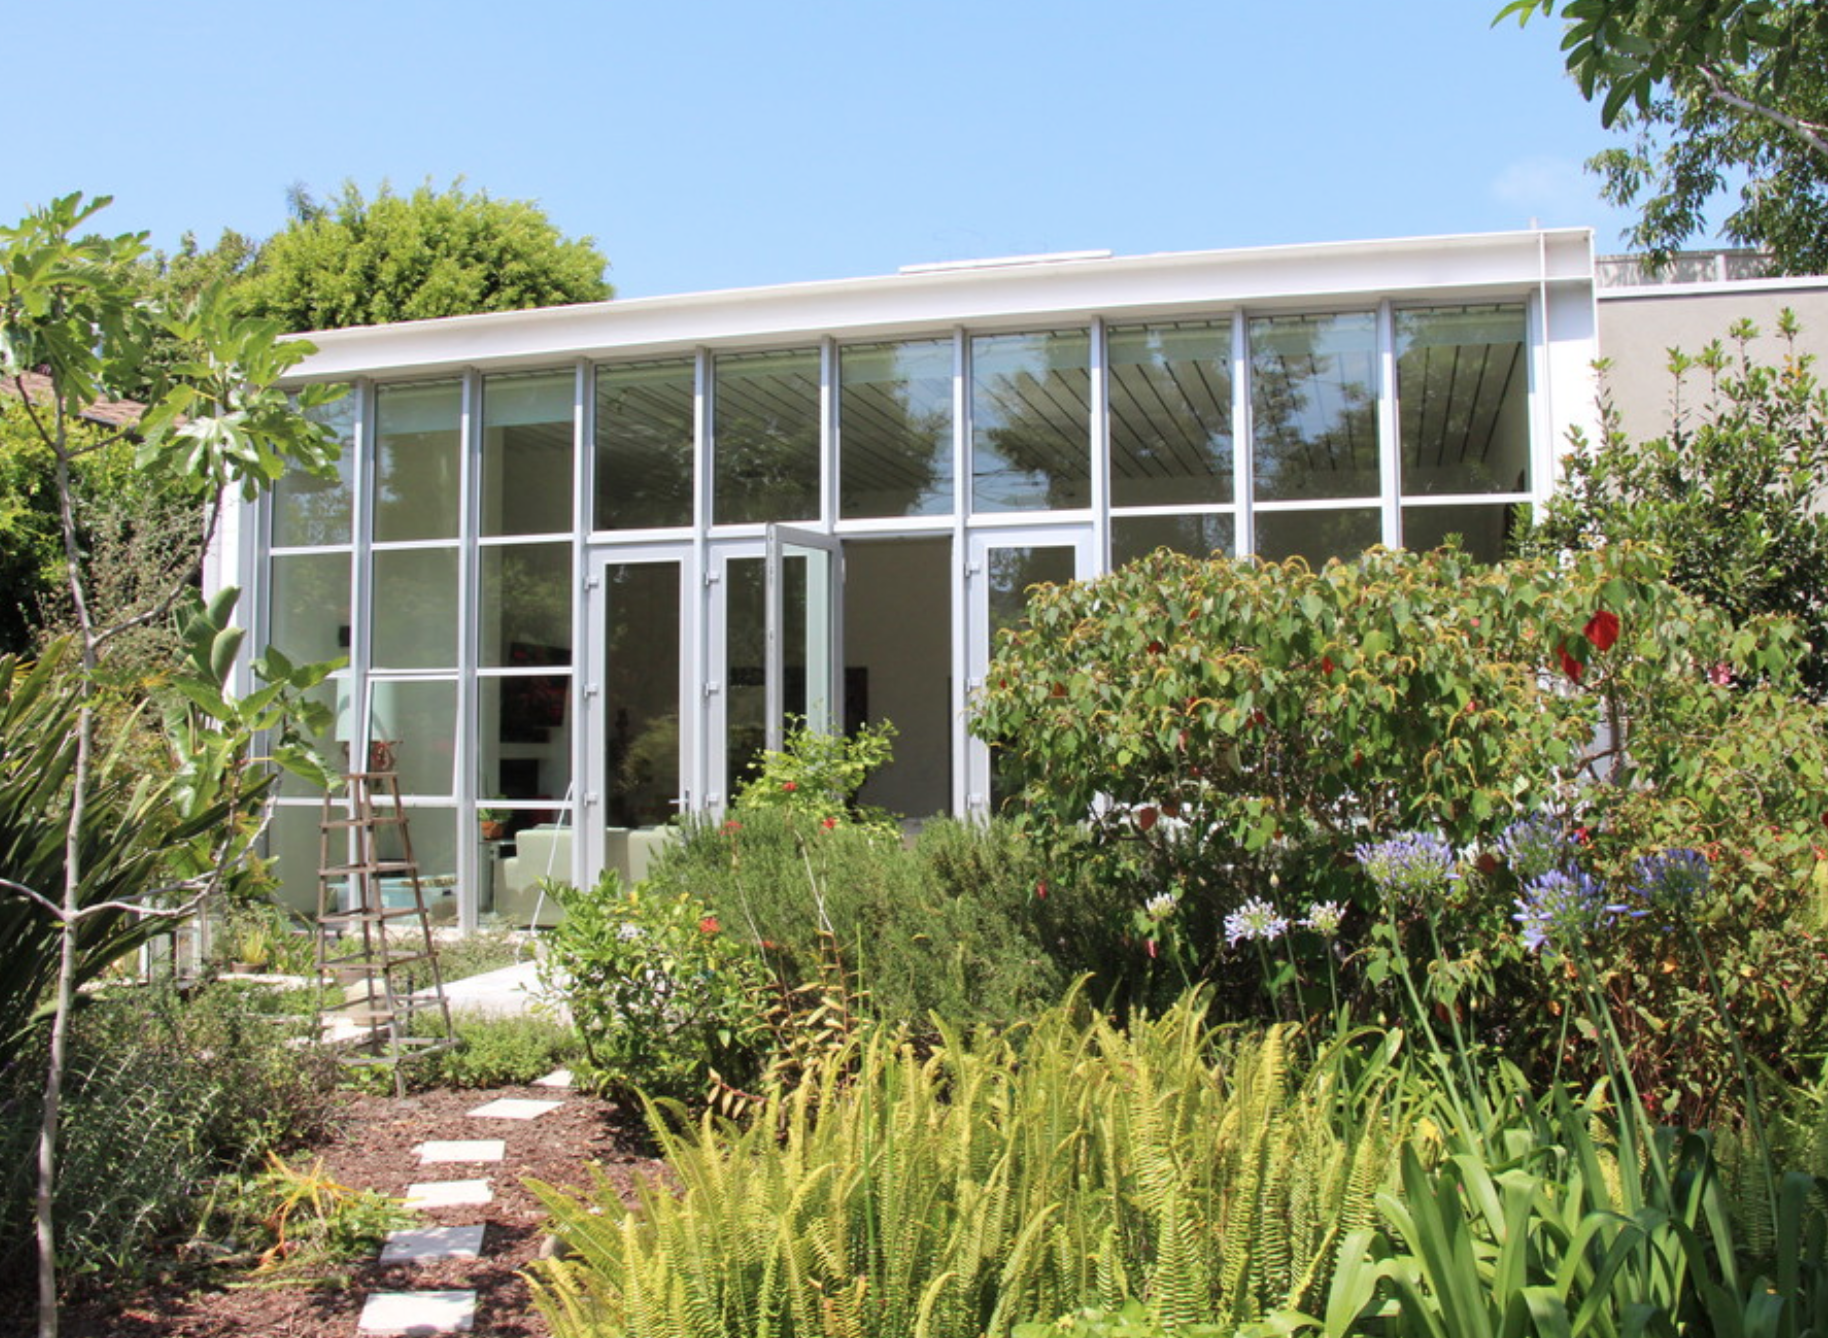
[1107, 321, 1233, 508]
[1250, 313, 1379, 503]
[713, 348, 821, 525]
[374, 382, 462, 542]
[839, 339, 954, 519]
[482, 372, 574, 537]
[971, 330, 1091, 512]
[596, 358, 695, 530]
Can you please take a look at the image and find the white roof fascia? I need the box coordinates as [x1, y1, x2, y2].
[280, 229, 1595, 385]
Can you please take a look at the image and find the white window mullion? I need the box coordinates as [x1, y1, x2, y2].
[1376, 300, 1402, 549]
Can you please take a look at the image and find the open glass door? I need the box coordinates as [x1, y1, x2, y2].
[964, 529, 1092, 819]
[765, 525, 843, 750]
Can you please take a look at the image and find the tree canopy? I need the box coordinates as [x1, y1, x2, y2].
[1500, 0, 1828, 272]
[230, 179, 612, 332]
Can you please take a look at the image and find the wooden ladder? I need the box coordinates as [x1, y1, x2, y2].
[314, 771, 455, 1095]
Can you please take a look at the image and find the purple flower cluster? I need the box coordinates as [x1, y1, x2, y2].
[1225, 897, 1289, 947]
[1631, 848, 1710, 915]
[1497, 815, 1574, 882]
[1354, 831, 1459, 906]
[1512, 869, 1642, 955]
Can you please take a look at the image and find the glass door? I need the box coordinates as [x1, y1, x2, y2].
[964, 528, 1092, 819]
[766, 524, 843, 748]
[584, 550, 691, 887]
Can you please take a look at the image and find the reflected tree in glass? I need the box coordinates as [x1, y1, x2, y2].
[596, 359, 695, 530]
[1107, 322, 1233, 508]
[713, 349, 821, 525]
[1250, 314, 1379, 502]
[971, 330, 1092, 512]
[839, 339, 953, 519]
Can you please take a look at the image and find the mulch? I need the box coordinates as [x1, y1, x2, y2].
[0, 1084, 667, 1337]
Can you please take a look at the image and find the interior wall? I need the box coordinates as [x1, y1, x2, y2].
[844, 538, 951, 819]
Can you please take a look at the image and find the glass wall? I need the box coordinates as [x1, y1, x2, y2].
[482, 372, 574, 537]
[596, 358, 695, 530]
[1107, 321, 1233, 508]
[714, 348, 821, 525]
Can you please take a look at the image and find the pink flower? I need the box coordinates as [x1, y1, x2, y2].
[1710, 663, 1734, 686]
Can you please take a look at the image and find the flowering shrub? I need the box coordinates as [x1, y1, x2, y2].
[733, 716, 899, 836]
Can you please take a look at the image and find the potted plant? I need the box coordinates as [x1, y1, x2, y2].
[479, 808, 509, 841]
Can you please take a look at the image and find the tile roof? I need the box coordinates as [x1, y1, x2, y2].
[0, 370, 144, 429]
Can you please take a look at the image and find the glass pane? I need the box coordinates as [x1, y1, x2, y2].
[1108, 322, 1233, 507]
[1402, 503, 1518, 563]
[595, 358, 695, 530]
[1112, 513, 1236, 566]
[971, 330, 1091, 512]
[713, 348, 821, 525]
[1397, 305, 1530, 497]
[482, 371, 574, 537]
[375, 382, 462, 542]
[269, 552, 351, 666]
[371, 806, 460, 925]
[268, 805, 329, 916]
[372, 547, 460, 669]
[275, 675, 344, 798]
[368, 679, 457, 798]
[480, 542, 573, 668]
[1253, 509, 1381, 565]
[1250, 313, 1380, 502]
[987, 544, 1077, 810]
[605, 563, 681, 828]
[478, 675, 573, 803]
[725, 557, 767, 798]
[780, 543, 833, 734]
[839, 339, 954, 518]
[273, 390, 354, 546]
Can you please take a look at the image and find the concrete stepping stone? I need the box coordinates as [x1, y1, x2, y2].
[380, 1223, 487, 1263]
[417, 1139, 506, 1164]
[468, 1097, 563, 1120]
[533, 1068, 575, 1089]
[404, 1178, 493, 1208]
[358, 1289, 475, 1333]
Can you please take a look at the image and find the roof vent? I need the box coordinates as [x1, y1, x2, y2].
[899, 249, 1114, 275]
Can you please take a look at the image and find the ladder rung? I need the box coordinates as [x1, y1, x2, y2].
[320, 906, 432, 925]
[322, 949, 436, 971]
[319, 861, 417, 876]
[319, 815, 408, 829]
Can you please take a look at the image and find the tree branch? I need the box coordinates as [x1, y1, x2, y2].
[1697, 64, 1828, 160]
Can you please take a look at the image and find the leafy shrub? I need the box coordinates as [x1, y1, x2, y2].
[529, 991, 1409, 1338]
[0, 981, 339, 1280]
[423, 1011, 582, 1090]
[733, 716, 899, 835]
[540, 874, 773, 1102]
[647, 809, 1121, 1028]
[970, 542, 1828, 1018]
[205, 1153, 414, 1278]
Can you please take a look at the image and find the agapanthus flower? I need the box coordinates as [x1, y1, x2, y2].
[1354, 832, 1458, 906]
[1301, 900, 1346, 938]
[1143, 891, 1181, 923]
[1631, 849, 1710, 916]
[1225, 897, 1288, 947]
[1497, 815, 1573, 882]
[1512, 869, 1638, 955]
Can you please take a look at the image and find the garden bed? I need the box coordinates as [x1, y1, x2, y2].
[0, 1083, 665, 1338]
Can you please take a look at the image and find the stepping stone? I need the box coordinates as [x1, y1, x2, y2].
[380, 1224, 487, 1263]
[468, 1097, 563, 1120]
[404, 1178, 493, 1208]
[417, 1139, 506, 1164]
[358, 1289, 475, 1333]
[533, 1068, 575, 1089]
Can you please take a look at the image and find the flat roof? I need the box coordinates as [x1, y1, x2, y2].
[281, 228, 1595, 384]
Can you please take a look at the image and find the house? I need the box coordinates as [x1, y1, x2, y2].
[223, 226, 1786, 929]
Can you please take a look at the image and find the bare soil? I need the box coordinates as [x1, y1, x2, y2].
[0, 1084, 664, 1337]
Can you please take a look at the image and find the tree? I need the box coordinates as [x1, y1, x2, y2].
[0, 192, 341, 1335]
[1500, 0, 1828, 271]
[232, 178, 612, 332]
[1516, 310, 1828, 699]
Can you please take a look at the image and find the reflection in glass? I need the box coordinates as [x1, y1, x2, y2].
[1107, 322, 1233, 507]
[275, 675, 343, 798]
[604, 563, 680, 827]
[1253, 508, 1381, 566]
[482, 372, 574, 537]
[1402, 503, 1517, 564]
[479, 676, 573, 804]
[367, 679, 457, 798]
[375, 382, 461, 542]
[1250, 314, 1379, 502]
[1113, 513, 1236, 566]
[1397, 305, 1530, 497]
[480, 543, 572, 668]
[372, 547, 460, 669]
[270, 552, 351, 666]
[273, 391, 354, 547]
[713, 349, 821, 525]
[596, 359, 695, 530]
[986, 544, 1077, 810]
[373, 806, 460, 923]
[839, 339, 953, 518]
[268, 806, 329, 914]
[971, 330, 1091, 512]
[725, 557, 767, 797]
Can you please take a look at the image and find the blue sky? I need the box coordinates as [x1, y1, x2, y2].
[16, 0, 1647, 299]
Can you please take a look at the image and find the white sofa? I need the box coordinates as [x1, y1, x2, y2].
[494, 825, 680, 927]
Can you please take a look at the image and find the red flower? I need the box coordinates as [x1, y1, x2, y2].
[1147, 640, 1164, 655]
[821, 817, 837, 831]
[1035, 880, 1047, 900]
[1319, 655, 1335, 675]
[1584, 609, 1620, 652]
[1136, 806, 1159, 833]
[782, 781, 797, 792]
[699, 915, 720, 935]
[1557, 642, 1584, 683]
[722, 820, 743, 834]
